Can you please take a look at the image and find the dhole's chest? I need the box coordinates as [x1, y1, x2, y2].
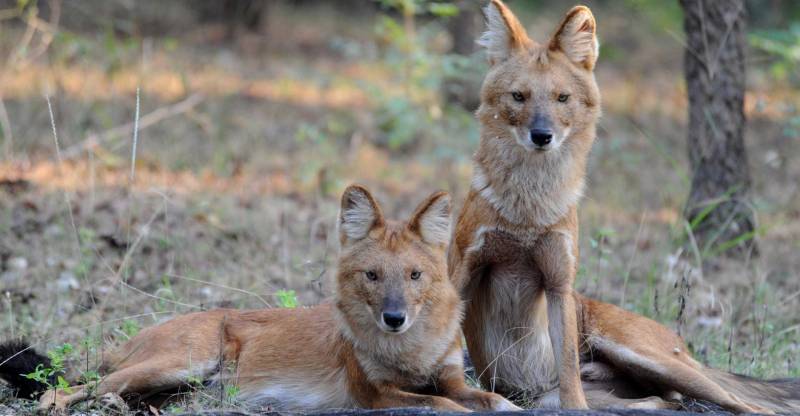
[464, 229, 559, 396]
[356, 329, 459, 389]
[467, 228, 547, 285]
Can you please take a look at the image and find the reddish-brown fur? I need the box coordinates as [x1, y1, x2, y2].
[37, 186, 519, 413]
[450, 0, 600, 409]
[450, 2, 797, 413]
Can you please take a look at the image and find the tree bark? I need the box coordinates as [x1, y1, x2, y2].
[443, 0, 482, 111]
[680, 0, 756, 258]
[448, 0, 480, 56]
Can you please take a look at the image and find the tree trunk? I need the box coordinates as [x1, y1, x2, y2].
[448, 0, 479, 56]
[443, 0, 482, 111]
[680, 0, 756, 258]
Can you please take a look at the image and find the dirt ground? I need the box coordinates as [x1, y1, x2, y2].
[0, 1, 798, 414]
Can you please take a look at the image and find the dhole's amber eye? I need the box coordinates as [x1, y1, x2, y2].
[557, 93, 570, 103]
[365, 271, 378, 281]
[410, 271, 422, 280]
[511, 91, 525, 102]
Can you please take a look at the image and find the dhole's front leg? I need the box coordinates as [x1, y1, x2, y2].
[534, 231, 588, 409]
[38, 385, 90, 412]
[38, 357, 215, 412]
[371, 384, 471, 412]
[437, 361, 521, 411]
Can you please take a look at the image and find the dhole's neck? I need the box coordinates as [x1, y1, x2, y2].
[472, 129, 593, 227]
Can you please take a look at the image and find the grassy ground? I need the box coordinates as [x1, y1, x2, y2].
[0, 1, 798, 414]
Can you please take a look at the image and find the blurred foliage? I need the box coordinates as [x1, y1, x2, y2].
[750, 24, 800, 83]
[750, 24, 800, 138]
[276, 289, 299, 308]
[376, 0, 459, 19]
[622, 0, 683, 32]
[49, 22, 141, 78]
[367, 0, 481, 155]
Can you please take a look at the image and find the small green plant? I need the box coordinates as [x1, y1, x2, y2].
[225, 384, 240, 402]
[587, 227, 615, 294]
[23, 343, 75, 395]
[79, 369, 100, 384]
[119, 319, 141, 339]
[276, 290, 298, 308]
[186, 374, 204, 386]
[77, 336, 101, 389]
[154, 275, 177, 311]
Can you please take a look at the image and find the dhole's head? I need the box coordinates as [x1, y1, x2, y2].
[476, 0, 600, 153]
[335, 185, 455, 335]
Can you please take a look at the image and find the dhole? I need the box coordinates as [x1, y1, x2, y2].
[1, 186, 519, 413]
[449, 0, 600, 409]
[449, 1, 799, 413]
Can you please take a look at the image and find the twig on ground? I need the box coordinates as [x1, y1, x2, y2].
[166, 274, 272, 308]
[621, 211, 647, 306]
[47, 95, 93, 312]
[130, 87, 141, 182]
[60, 93, 204, 160]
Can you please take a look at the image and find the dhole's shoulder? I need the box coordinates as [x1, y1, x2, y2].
[453, 191, 499, 252]
[455, 191, 574, 253]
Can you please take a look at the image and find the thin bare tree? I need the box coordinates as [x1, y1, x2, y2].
[680, 0, 756, 258]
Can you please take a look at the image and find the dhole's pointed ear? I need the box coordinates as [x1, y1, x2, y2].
[407, 191, 451, 248]
[339, 185, 384, 245]
[478, 0, 532, 65]
[549, 6, 598, 71]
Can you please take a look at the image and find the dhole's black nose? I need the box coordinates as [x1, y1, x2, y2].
[530, 129, 553, 147]
[382, 311, 406, 329]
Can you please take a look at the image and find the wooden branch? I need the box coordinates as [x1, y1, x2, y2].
[61, 93, 204, 160]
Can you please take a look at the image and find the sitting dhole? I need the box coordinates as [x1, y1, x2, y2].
[1, 186, 519, 413]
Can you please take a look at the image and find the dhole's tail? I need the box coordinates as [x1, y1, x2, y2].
[705, 368, 800, 414]
[0, 340, 51, 399]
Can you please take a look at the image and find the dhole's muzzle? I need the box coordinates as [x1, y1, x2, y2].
[528, 113, 554, 149]
[511, 111, 569, 153]
[379, 292, 409, 333]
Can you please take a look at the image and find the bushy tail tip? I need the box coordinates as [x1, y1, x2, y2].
[0, 340, 51, 399]
[707, 368, 800, 414]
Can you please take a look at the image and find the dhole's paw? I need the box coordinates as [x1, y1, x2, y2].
[94, 392, 128, 413]
[489, 395, 522, 411]
[454, 390, 521, 412]
[37, 389, 70, 413]
[433, 398, 473, 412]
[580, 361, 616, 381]
[625, 396, 681, 410]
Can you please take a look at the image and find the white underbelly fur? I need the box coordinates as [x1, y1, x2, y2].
[479, 276, 558, 396]
[237, 367, 354, 412]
